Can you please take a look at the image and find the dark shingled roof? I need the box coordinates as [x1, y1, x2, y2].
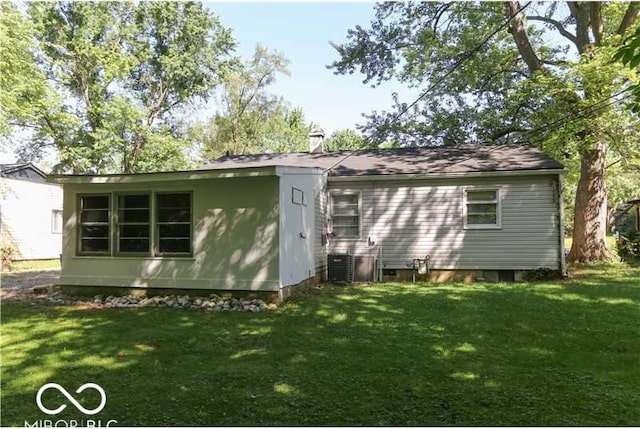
[0, 162, 48, 182]
[201, 144, 564, 177]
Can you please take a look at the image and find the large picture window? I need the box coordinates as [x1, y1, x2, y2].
[156, 192, 192, 255]
[464, 188, 501, 229]
[78, 195, 110, 254]
[117, 194, 150, 254]
[331, 192, 360, 238]
[77, 192, 191, 257]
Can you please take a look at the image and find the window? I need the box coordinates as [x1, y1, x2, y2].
[51, 210, 63, 234]
[76, 192, 192, 257]
[156, 193, 192, 254]
[331, 192, 360, 238]
[292, 187, 305, 205]
[78, 195, 110, 254]
[464, 188, 501, 229]
[117, 194, 150, 254]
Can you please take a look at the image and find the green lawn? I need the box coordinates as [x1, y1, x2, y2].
[7, 259, 60, 272]
[1, 267, 639, 426]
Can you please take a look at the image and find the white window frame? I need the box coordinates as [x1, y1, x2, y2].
[463, 187, 502, 230]
[329, 190, 361, 240]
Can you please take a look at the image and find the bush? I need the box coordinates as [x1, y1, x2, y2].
[1, 242, 16, 271]
[617, 231, 640, 260]
[522, 268, 563, 282]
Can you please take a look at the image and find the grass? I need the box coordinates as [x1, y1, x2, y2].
[7, 259, 60, 272]
[1, 266, 639, 426]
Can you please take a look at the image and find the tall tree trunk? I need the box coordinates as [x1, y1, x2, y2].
[567, 138, 609, 263]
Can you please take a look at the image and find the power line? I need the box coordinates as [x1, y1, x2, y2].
[515, 88, 635, 145]
[385, 1, 532, 128]
[525, 88, 634, 140]
[327, 1, 533, 173]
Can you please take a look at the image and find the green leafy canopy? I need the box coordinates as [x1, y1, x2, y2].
[6, 1, 236, 173]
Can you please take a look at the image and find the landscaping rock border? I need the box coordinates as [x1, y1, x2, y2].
[8, 286, 278, 312]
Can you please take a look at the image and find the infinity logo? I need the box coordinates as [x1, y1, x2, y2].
[36, 383, 107, 415]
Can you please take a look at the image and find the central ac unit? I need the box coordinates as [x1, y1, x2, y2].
[327, 254, 353, 283]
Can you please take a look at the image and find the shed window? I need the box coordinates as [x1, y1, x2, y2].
[156, 193, 192, 254]
[331, 192, 360, 238]
[464, 188, 501, 229]
[79, 195, 110, 254]
[117, 194, 150, 254]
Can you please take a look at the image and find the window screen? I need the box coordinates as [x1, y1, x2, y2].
[331, 193, 359, 238]
[79, 195, 110, 254]
[118, 194, 150, 254]
[156, 193, 191, 254]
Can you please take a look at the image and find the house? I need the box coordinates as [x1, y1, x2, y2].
[52, 132, 565, 301]
[0, 163, 63, 261]
[612, 198, 640, 236]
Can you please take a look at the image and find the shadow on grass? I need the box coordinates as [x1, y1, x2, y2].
[1, 272, 639, 426]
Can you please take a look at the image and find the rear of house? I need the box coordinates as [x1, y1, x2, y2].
[327, 173, 563, 282]
[215, 142, 566, 283]
[53, 137, 564, 301]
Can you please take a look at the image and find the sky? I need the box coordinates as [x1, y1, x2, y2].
[203, 2, 420, 136]
[1, 2, 417, 164]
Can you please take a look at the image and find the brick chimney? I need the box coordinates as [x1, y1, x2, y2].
[309, 128, 325, 153]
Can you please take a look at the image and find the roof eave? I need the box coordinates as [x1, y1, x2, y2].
[327, 168, 565, 182]
[50, 166, 279, 184]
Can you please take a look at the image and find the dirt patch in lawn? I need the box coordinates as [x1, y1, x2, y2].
[0, 269, 60, 302]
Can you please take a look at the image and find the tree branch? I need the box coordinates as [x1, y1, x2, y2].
[617, 1, 640, 36]
[506, 1, 543, 73]
[568, 1, 591, 54]
[605, 158, 623, 170]
[590, 2, 603, 45]
[488, 125, 529, 142]
[526, 15, 578, 45]
[432, 3, 453, 33]
[542, 59, 570, 66]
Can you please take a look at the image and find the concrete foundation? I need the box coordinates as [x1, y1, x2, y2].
[60, 269, 328, 304]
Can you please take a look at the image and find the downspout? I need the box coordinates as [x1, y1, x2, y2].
[558, 173, 567, 276]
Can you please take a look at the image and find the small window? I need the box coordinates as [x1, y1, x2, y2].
[292, 187, 305, 205]
[117, 194, 150, 254]
[51, 210, 63, 234]
[464, 188, 501, 229]
[156, 192, 191, 255]
[331, 192, 360, 238]
[78, 195, 110, 254]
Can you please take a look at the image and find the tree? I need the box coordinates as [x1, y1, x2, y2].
[616, 23, 640, 112]
[194, 45, 315, 160]
[13, 1, 235, 173]
[324, 129, 369, 151]
[0, 3, 54, 138]
[330, 1, 640, 263]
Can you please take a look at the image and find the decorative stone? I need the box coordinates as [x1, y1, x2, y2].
[16, 285, 276, 313]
